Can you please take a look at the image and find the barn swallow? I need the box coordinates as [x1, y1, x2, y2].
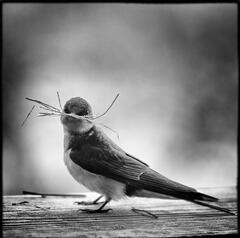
[61, 97, 235, 215]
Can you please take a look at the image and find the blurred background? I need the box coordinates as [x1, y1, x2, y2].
[3, 3, 237, 195]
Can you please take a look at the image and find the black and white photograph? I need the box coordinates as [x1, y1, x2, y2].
[2, 2, 238, 237]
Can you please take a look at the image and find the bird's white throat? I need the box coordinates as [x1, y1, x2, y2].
[62, 118, 94, 135]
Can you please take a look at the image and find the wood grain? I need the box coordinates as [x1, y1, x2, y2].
[3, 187, 238, 237]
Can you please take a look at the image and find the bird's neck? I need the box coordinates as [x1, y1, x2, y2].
[63, 119, 94, 136]
[63, 125, 95, 152]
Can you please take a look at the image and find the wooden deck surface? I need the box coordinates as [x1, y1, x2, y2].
[3, 186, 238, 237]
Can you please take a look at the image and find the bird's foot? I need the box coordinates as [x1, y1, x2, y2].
[74, 195, 104, 206]
[78, 198, 111, 213]
[79, 208, 112, 213]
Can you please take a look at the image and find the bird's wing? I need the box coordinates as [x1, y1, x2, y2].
[70, 144, 147, 182]
[125, 153, 149, 167]
[69, 137, 230, 213]
[69, 144, 201, 200]
[96, 128, 149, 167]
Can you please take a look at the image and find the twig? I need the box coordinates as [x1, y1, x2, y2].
[21, 105, 35, 127]
[131, 208, 158, 219]
[57, 91, 63, 110]
[25, 97, 61, 112]
[25, 94, 120, 122]
[39, 106, 60, 113]
[192, 200, 236, 216]
[38, 112, 60, 117]
[97, 123, 120, 140]
[22, 190, 86, 198]
[92, 93, 120, 119]
[23, 94, 121, 138]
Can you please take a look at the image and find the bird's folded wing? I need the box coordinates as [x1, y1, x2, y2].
[69, 144, 199, 199]
[70, 144, 147, 182]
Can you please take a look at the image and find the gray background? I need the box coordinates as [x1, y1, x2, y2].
[3, 3, 237, 194]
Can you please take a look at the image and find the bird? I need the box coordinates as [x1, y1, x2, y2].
[60, 96, 235, 215]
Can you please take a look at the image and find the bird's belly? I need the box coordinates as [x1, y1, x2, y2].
[64, 150, 126, 200]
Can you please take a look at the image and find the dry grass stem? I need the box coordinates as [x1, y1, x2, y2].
[98, 123, 120, 140]
[22, 190, 86, 198]
[23, 94, 120, 139]
[25, 97, 61, 112]
[21, 105, 36, 127]
[57, 91, 63, 110]
[93, 93, 120, 119]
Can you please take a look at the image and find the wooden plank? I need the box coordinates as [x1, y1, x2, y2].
[3, 187, 238, 237]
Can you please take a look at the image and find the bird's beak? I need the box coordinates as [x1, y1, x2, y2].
[61, 113, 74, 124]
[61, 113, 93, 134]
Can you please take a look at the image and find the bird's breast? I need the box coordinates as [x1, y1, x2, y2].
[63, 141, 126, 200]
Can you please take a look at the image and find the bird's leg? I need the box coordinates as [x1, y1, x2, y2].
[75, 195, 104, 206]
[93, 195, 104, 204]
[79, 198, 112, 213]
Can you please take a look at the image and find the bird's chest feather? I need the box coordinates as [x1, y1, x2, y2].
[63, 135, 126, 200]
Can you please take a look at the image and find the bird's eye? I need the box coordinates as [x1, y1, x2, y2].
[64, 107, 70, 114]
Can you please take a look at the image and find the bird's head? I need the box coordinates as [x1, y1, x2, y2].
[61, 97, 93, 135]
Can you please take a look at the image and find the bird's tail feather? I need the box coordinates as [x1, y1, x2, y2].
[137, 168, 235, 215]
[185, 191, 218, 202]
[190, 199, 235, 216]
